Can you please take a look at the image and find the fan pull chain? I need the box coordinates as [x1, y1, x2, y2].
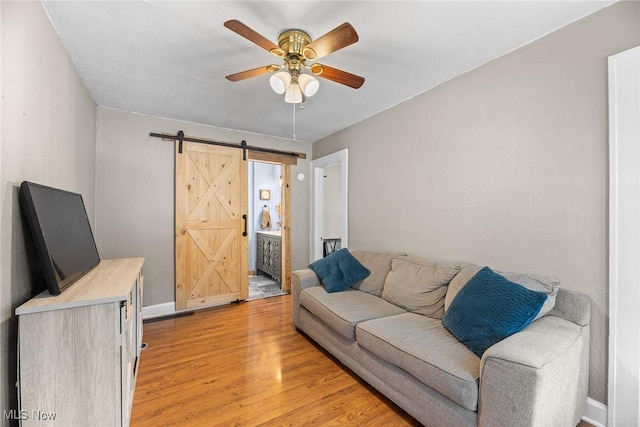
[292, 102, 296, 143]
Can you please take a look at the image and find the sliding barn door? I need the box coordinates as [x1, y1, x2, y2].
[175, 142, 248, 310]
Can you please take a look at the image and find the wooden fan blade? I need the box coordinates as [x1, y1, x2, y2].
[224, 20, 283, 57]
[310, 64, 364, 89]
[226, 65, 278, 82]
[304, 23, 359, 60]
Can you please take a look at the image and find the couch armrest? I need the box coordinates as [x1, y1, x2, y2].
[478, 316, 589, 427]
[291, 269, 321, 327]
[546, 287, 591, 326]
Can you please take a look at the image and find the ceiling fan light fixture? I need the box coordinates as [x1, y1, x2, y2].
[298, 73, 319, 97]
[269, 71, 291, 94]
[224, 20, 364, 94]
[284, 84, 304, 104]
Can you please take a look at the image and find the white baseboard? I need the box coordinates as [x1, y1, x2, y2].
[583, 397, 607, 427]
[142, 302, 176, 319]
[141, 300, 228, 319]
[141, 301, 609, 427]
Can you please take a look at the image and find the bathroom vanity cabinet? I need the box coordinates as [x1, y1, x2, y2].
[256, 231, 281, 283]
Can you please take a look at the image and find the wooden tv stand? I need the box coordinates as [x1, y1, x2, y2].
[15, 258, 144, 426]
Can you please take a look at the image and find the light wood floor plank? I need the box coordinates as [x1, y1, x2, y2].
[131, 295, 419, 426]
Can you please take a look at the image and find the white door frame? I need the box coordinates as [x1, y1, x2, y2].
[310, 149, 348, 262]
[608, 45, 640, 427]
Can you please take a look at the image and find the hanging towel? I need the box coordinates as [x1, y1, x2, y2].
[261, 206, 272, 229]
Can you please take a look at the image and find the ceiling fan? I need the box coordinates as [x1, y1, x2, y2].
[224, 20, 365, 104]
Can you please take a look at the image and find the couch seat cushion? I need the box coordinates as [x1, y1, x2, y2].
[300, 287, 407, 341]
[356, 312, 480, 411]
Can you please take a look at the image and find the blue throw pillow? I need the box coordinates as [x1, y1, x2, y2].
[441, 266, 548, 357]
[309, 248, 371, 293]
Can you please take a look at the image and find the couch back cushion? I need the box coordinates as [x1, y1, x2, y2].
[445, 263, 559, 321]
[350, 250, 406, 296]
[382, 256, 462, 319]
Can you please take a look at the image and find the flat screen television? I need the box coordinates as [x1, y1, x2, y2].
[19, 181, 101, 295]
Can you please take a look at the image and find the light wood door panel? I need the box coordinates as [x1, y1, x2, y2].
[175, 142, 248, 310]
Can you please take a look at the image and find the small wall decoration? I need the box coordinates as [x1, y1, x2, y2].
[260, 189, 271, 200]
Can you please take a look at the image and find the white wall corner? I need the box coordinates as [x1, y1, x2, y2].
[607, 45, 640, 427]
[583, 398, 607, 427]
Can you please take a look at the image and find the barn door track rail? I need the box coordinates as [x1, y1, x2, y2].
[149, 131, 306, 163]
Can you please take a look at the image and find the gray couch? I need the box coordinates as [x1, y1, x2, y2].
[291, 251, 590, 427]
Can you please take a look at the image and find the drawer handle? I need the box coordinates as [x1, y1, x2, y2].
[242, 214, 248, 237]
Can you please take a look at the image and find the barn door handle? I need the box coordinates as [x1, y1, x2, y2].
[242, 214, 248, 236]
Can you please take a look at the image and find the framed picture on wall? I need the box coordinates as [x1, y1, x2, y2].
[260, 189, 271, 200]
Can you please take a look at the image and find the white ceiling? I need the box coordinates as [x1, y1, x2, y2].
[42, 1, 615, 143]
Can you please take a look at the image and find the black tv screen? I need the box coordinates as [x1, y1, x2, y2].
[19, 181, 101, 295]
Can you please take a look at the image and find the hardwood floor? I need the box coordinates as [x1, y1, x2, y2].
[131, 294, 420, 426]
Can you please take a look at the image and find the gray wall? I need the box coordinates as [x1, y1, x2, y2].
[1, 1, 97, 418]
[95, 108, 312, 306]
[313, 1, 640, 404]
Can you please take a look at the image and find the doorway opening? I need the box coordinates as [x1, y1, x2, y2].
[247, 160, 290, 300]
[311, 149, 349, 262]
